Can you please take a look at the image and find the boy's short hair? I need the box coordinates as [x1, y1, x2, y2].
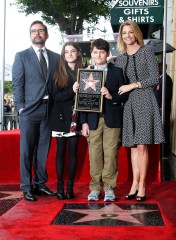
[90, 38, 110, 53]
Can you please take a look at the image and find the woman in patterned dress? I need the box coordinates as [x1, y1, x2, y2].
[115, 20, 164, 201]
[48, 42, 82, 199]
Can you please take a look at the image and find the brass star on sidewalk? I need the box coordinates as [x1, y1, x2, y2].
[0, 191, 23, 200]
[83, 73, 99, 91]
[65, 203, 157, 225]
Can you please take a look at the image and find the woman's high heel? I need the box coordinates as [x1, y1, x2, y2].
[136, 195, 146, 201]
[125, 190, 138, 200]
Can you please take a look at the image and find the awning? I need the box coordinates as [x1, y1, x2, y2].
[111, 0, 164, 25]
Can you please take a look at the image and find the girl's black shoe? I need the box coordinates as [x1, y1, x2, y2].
[66, 180, 74, 199]
[56, 181, 65, 200]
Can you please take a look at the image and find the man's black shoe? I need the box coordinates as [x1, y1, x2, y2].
[31, 184, 39, 195]
[24, 191, 37, 201]
[38, 186, 55, 196]
[32, 184, 55, 196]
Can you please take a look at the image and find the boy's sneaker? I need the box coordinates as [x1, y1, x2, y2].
[104, 186, 116, 202]
[88, 190, 101, 201]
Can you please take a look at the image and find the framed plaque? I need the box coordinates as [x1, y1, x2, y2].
[74, 69, 105, 112]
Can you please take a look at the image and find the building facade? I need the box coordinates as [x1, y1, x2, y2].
[169, 0, 176, 154]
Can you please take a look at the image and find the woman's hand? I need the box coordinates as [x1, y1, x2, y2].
[101, 86, 112, 99]
[118, 85, 132, 95]
[118, 82, 141, 95]
[73, 82, 79, 93]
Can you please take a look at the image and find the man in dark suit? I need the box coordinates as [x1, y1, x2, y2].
[79, 39, 128, 202]
[154, 63, 173, 156]
[12, 20, 60, 201]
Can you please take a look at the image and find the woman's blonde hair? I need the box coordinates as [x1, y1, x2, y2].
[117, 20, 144, 53]
[54, 42, 82, 88]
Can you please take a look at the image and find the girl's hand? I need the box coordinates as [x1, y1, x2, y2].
[86, 65, 94, 70]
[73, 82, 79, 93]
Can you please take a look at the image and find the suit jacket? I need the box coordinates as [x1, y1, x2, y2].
[12, 46, 60, 115]
[48, 69, 77, 132]
[79, 63, 128, 129]
[154, 74, 173, 109]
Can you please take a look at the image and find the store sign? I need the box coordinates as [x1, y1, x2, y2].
[111, 0, 164, 25]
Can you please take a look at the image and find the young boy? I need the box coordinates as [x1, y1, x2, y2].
[79, 38, 128, 202]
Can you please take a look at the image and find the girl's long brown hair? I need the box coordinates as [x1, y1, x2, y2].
[54, 42, 82, 88]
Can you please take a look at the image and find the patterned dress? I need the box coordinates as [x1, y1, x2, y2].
[115, 46, 164, 147]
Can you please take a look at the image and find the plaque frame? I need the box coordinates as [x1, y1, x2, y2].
[74, 68, 105, 112]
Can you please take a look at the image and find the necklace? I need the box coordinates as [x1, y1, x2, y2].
[127, 45, 141, 56]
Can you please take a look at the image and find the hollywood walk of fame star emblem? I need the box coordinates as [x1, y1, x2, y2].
[82, 73, 100, 91]
[52, 203, 165, 226]
[0, 191, 23, 200]
[0, 190, 23, 217]
[65, 203, 157, 225]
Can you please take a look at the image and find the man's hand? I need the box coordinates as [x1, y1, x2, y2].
[18, 108, 24, 114]
[82, 123, 90, 137]
[101, 86, 112, 99]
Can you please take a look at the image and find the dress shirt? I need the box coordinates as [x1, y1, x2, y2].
[32, 45, 49, 99]
[32, 45, 49, 68]
[94, 64, 108, 79]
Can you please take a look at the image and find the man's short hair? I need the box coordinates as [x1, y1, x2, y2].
[29, 20, 48, 34]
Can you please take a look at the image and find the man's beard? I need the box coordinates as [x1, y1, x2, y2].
[32, 37, 45, 45]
